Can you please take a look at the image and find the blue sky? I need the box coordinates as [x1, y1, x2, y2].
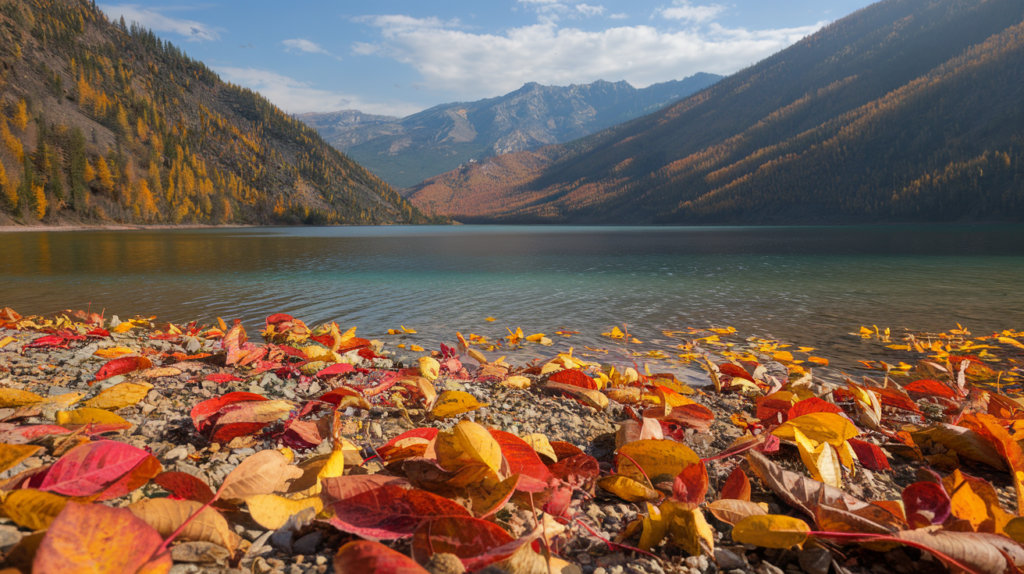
[98, 1, 875, 118]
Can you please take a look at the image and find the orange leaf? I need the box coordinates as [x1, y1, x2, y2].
[33, 502, 172, 574]
[672, 460, 708, 507]
[720, 466, 751, 501]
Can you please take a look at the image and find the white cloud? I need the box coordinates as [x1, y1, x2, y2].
[216, 67, 420, 117]
[355, 16, 826, 100]
[98, 4, 219, 42]
[575, 4, 606, 17]
[282, 38, 341, 60]
[609, 13, 629, 20]
[660, 1, 727, 24]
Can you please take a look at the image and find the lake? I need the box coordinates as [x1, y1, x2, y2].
[2, 225, 1023, 379]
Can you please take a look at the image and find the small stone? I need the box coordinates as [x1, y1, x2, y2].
[798, 548, 832, 574]
[370, 422, 383, 439]
[292, 531, 322, 555]
[715, 548, 747, 571]
[163, 445, 189, 461]
[170, 541, 230, 564]
[308, 381, 321, 395]
[593, 569, 607, 574]
[425, 552, 466, 574]
[757, 562, 785, 574]
[315, 556, 327, 566]
[685, 556, 701, 570]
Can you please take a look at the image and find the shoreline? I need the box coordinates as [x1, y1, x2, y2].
[0, 223, 258, 233]
[1, 308, 1023, 573]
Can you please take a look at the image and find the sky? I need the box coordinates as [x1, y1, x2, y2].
[97, 1, 877, 118]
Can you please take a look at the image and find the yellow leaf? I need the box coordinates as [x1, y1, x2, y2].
[773, 412, 860, 448]
[707, 499, 768, 526]
[410, 345, 425, 352]
[400, 325, 417, 334]
[0, 336, 15, 349]
[455, 420, 502, 473]
[597, 474, 661, 502]
[526, 333, 546, 342]
[545, 382, 609, 411]
[56, 407, 130, 428]
[129, 498, 240, 553]
[419, 356, 440, 381]
[0, 388, 45, 408]
[664, 501, 715, 556]
[83, 381, 153, 410]
[999, 337, 1024, 350]
[617, 440, 700, 485]
[523, 433, 556, 463]
[639, 502, 667, 551]
[430, 390, 488, 419]
[603, 326, 626, 339]
[2, 489, 68, 530]
[112, 321, 135, 333]
[732, 515, 810, 549]
[485, 317, 496, 322]
[773, 351, 794, 362]
[93, 347, 136, 359]
[0, 444, 42, 474]
[246, 494, 323, 530]
[808, 356, 829, 366]
[793, 428, 842, 488]
[466, 473, 520, 517]
[500, 376, 531, 389]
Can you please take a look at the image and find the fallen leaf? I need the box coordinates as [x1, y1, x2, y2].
[39, 440, 161, 500]
[545, 381, 609, 411]
[0, 443, 42, 473]
[218, 449, 303, 502]
[598, 474, 661, 502]
[772, 412, 860, 448]
[664, 500, 715, 556]
[489, 429, 552, 487]
[411, 516, 515, 569]
[56, 408, 131, 428]
[2, 489, 68, 530]
[129, 497, 240, 554]
[617, 439, 700, 485]
[153, 472, 215, 505]
[0, 388, 45, 408]
[720, 466, 751, 501]
[419, 357, 440, 381]
[83, 381, 153, 410]
[334, 540, 429, 574]
[902, 481, 952, 529]
[732, 514, 810, 549]
[92, 356, 154, 383]
[321, 476, 471, 540]
[707, 499, 767, 526]
[894, 529, 1024, 574]
[547, 369, 597, 390]
[246, 494, 323, 530]
[430, 391, 488, 419]
[33, 502, 172, 574]
[673, 461, 709, 507]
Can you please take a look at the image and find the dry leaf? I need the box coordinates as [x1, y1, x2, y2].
[430, 390, 488, 419]
[83, 381, 153, 410]
[707, 499, 767, 526]
[2, 489, 68, 530]
[129, 497, 241, 554]
[218, 449, 303, 502]
[246, 494, 323, 530]
[732, 514, 810, 549]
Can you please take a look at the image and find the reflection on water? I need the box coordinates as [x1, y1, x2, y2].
[2, 225, 1023, 373]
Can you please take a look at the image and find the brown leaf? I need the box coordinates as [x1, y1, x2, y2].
[707, 499, 767, 526]
[217, 449, 303, 502]
[129, 498, 241, 555]
[895, 529, 1024, 574]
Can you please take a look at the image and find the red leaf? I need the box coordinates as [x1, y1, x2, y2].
[210, 422, 270, 444]
[279, 419, 323, 449]
[904, 379, 957, 400]
[547, 369, 597, 390]
[334, 540, 428, 574]
[153, 471, 215, 505]
[266, 313, 294, 326]
[411, 516, 515, 570]
[0, 424, 72, 443]
[204, 373, 243, 384]
[849, 438, 892, 471]
[317, 363, 355, 378]
[542, 483, 574, 518]
[337, 338, 372, 353]
[92, 356, 153, 383]
[39, 440, 161, 500]
[902, 481, 951, 529]
[86, 328, 110, 338]
[190, 391, 268, 432]
[488, 429, 552, 488]
[26, 335, 71, 349]
[548, 453, 600, 488]
[719, 363, 754, 381]
[549, 441, 584, 461]
[672, 461, 708, 506]
[788, 397, 844, 419]
[322, 478, 471, 540]
[319, 386, 362, 405]
[661, 403, 715, 432]
[33, 502, 172, 574]
[755, 398, 794, 424]
[720, 466, 751, 501]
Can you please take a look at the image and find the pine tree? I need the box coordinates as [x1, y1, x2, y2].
[93, 155, 113, 192]
[68, 128, 87, 210]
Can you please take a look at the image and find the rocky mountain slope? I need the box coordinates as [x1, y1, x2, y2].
[0, 0, 432, 227]
[406, 0, 1024, 224]
[299, 74, 722, 189]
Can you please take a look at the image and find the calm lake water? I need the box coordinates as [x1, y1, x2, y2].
[2, 225, 1023, 378]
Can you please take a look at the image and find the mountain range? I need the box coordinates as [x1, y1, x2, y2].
[0, 0, 430, 227]
[296, 74, 722, 189]
[405, 0, 1024, 224]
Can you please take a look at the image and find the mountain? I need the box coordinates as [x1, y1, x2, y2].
[406, 0, 1024, 224]
[298, 74, 722, 189]
[0, 0, 432, 227]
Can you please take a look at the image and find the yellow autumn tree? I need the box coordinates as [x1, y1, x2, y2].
[0, 158, 15, 212]
[1, 119, 24, 162]
[93, 156, 113, 193]
[134, 179, 157, 221]
[14, 99, 28, 131]
[32, 183, 46, 220]
[83, 158, 95, 183]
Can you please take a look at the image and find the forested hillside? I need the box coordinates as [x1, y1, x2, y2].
[0, 0, 432, 226]
[407, 0, 1024, 224]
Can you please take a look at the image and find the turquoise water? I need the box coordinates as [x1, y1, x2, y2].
[2, 225, 1023, 375]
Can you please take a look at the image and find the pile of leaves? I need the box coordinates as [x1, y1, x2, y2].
[2, 306, 1024, 574]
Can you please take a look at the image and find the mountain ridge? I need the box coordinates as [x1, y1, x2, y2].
[406, 0, 1024, 224]
[297, 73, 722, 189]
